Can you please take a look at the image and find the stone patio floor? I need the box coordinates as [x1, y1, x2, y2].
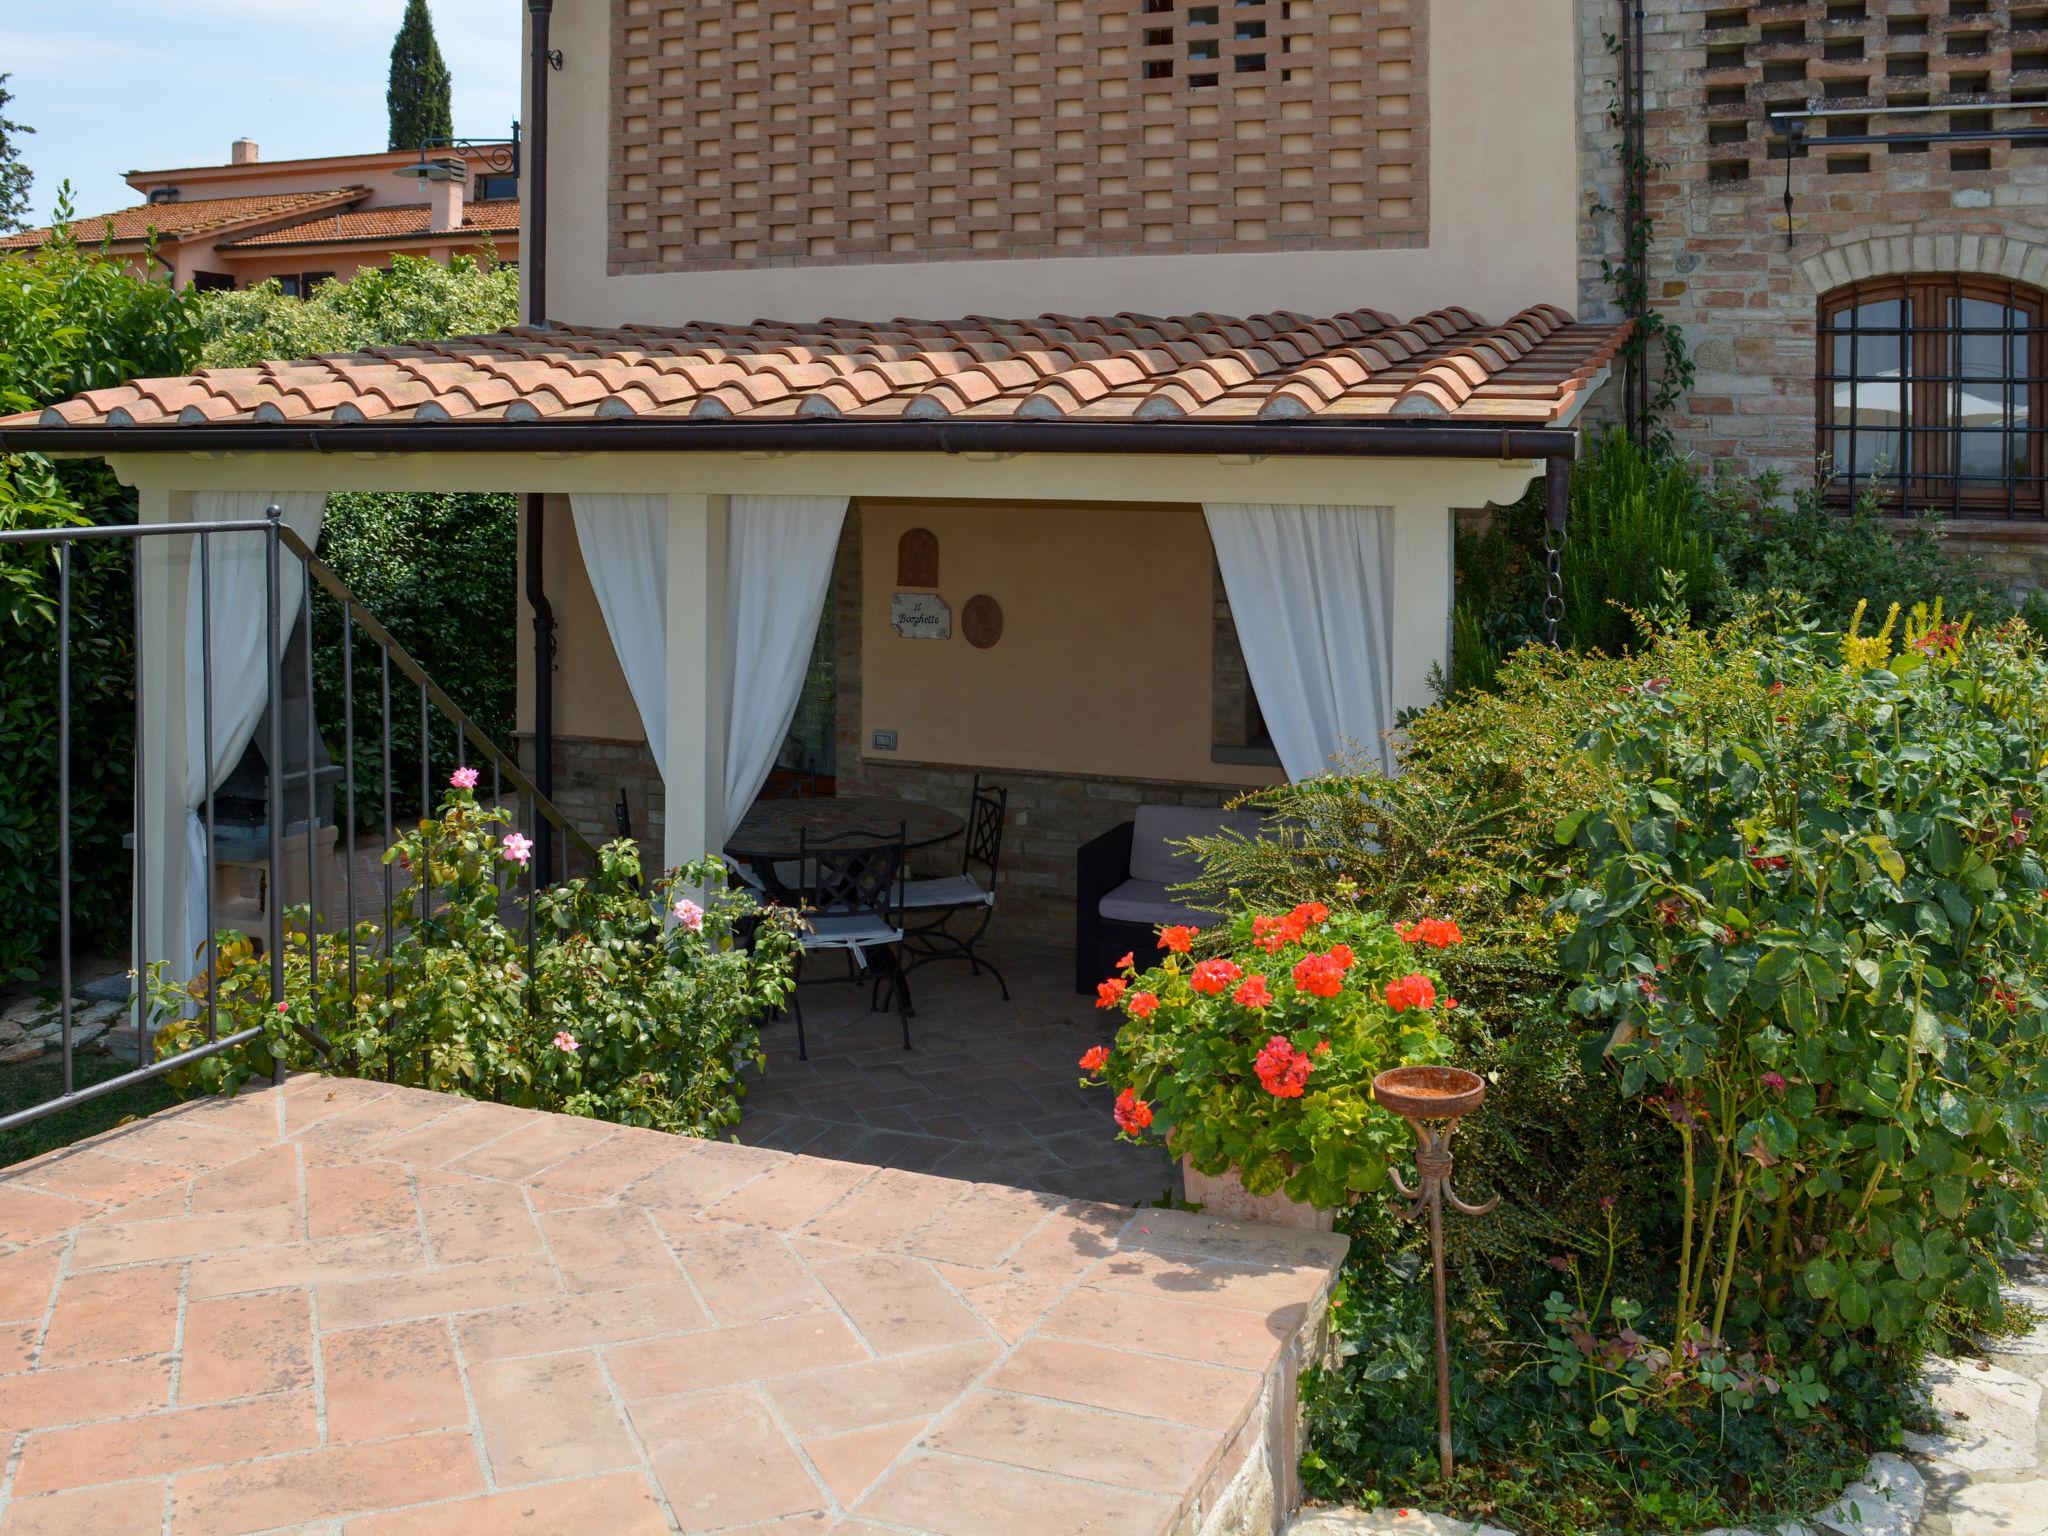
[0, 1075, 1348, 1535]
[737, 943, 1176, 1209]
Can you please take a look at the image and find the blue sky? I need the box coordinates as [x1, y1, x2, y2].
[5, 1, 521, 225]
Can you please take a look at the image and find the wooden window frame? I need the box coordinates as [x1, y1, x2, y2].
[1815, 274, 2046, 517]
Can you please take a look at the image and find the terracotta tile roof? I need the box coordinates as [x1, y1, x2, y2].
[217, 200, 521, 250]
[0, 189, 368, 251]
[8, 306, 1628, 432]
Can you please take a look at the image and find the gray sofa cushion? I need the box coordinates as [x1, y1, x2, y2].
[1096, 878, 1219, 930]
[1128, 803, 1270, 887]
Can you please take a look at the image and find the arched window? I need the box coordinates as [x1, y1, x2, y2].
[1817, 275, 2043, 516]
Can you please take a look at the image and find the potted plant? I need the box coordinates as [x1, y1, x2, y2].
[1080, 902, 1461, 1227]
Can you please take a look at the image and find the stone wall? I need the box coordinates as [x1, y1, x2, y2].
[1575, 0, 2048, 591]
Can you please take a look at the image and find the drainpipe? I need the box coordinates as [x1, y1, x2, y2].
[524, 0, 556, 879]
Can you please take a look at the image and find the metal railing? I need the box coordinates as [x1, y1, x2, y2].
[0, 503, 599, 1133]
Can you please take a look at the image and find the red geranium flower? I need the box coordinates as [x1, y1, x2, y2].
[1114, 1088, 1154, 1134]
[1254, 1035, 1313, 1098]
[1395, 917, 1464, 949]
[1313, 1040, 1332, 1056]
[1233, 974, 1274, 1009]
[1384, 972, 1437, 1013]
[1190, 958, 1244, 995]
[1326, 942, 1355, 971]
[1115, 951, 1136, 971]
[1095, 978, 1127, 1009]
[1127, 990, 1161, 1019]
[1079, 1045, 1111, 1072]
[1292, 952, 1346, 999]
[1158, 925, 1197, 954]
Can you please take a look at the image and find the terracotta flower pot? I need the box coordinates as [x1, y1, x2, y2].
[1181, 1157, 1334, 1231]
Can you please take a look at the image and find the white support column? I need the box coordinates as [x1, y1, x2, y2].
[662, 492, 731, 873]
[1388, 505, 1454, 722]
[134, 486, 196, 979]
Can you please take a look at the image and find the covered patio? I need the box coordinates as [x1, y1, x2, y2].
[0, 304, 1622, 1194]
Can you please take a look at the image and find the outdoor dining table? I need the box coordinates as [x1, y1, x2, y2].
[725, 794, 965, 902]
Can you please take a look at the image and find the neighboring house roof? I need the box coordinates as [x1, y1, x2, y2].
[8, 306, 1628, 432]
[217, 200, 521, 251]
[0, 189, 369, 251]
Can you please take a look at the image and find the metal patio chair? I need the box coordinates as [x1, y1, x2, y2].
[901, 775, 1009, 1001]
[790, 826, 912, 1059]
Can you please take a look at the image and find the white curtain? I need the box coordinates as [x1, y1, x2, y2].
[570, 492, 849, 841]
[181, 491, 327, 971]
[1203, 502, 1397, 780]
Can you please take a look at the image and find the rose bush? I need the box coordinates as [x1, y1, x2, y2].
[152, 776, 800, 1136]
[1081, 903, 1454, 1210]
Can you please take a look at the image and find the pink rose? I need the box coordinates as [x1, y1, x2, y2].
[673, 898, 705, 932]
[553, 1031, 578, 1053]
[501, 832, 533, 867]
[449, 766, 479, 790]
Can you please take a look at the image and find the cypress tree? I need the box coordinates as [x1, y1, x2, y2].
[386, 0, 455, 153]
[0, 75, 34, 236]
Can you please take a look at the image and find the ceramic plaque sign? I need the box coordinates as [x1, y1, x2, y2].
[890, 591, 952, 639]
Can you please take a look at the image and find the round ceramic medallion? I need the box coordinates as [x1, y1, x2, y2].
[962, 594, 1003, 649]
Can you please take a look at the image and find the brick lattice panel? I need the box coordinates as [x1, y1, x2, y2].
[1694, 1, 2048, 185]
[608, 0, 1428, 273]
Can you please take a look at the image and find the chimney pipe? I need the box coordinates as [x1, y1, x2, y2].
[230, 138, 259, 165]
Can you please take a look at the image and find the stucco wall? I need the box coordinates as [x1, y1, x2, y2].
[855, 499, 1278, 789]
[529, 0, 1584, 326]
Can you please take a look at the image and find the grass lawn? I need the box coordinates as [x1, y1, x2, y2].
[0, 1054, 180, 1168]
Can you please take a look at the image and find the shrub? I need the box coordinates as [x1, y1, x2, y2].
[0, 199, 200, 978]
[152, 778, 801, 1137]
[1081, 905, 1452, 1210]
[1556, 606, 2048, 1356]
[312, 491, 518, 826]
[192, 253, 518, 368]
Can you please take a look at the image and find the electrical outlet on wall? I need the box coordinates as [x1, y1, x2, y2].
[871, 729, 898, 751]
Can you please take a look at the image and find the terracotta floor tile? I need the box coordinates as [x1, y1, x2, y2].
[38, 1261, 182, 1367]
[93, 1117, 269, 1172]
[1037, 1286, 1294, 1372]
[188, 1082, 287, 1137]
[417, 1176, 542, 1264]
[800, 1167, 968, 1249]
[170, 1429, 482, 1535]
[305, 1161, 417, 1239]
[315, 1255, 561, 1330]
[292, 1089, 463, 1163]
[469, 1350, 638, 1484]
[1120, 1205, 1351, 1270]
[765, 1341, 1002, 1438]
[632, 1387, 828, 1532]
[279, 1075, 397, 1136]
[1082, 1247, 1333, 1316]
[445, 1112, 611, 1182]
[899, 1184, 1066, 1269]
[700, 1155, 868, 1230]
[178, 1290, 315, 1404]
[0, 1185, 99, 1247]
[1002, 1203, 1131, 1282]
[13, 1390, 317, 1495]
[932, 1265, 1069, 1345]
[606, 1310, 866, 1401]
[622, 1140, 785, 1216]
[12, 1148, 192, 1209]
[321, 1319, 468, 1443]
[0, 1322, 38, 1374]
[337, 1471, 671, 1536]
[0, 1241, 62, 1323]
[989, 1337, 1258, 1430]
[0, 1477, 167, 1535]
[925, 1390, 1221, 1494]
[801, 1419, 926, 1506]
[187, 1230, 425, 1300]
[69, 1206, 300, 1271]
[0, 1355, 174, 1430]
[525, 1127, 685, 1200]
[667, 1225, 829, 1325]
[373, 1103, 525, 1169]
[812, 1252, 992, 1355]
[456, 1278, 708, 1363]
[536, 1204, 682, 1293]
[186, 1144, 299, 1216]
[857, 1451, 1172, 1536]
